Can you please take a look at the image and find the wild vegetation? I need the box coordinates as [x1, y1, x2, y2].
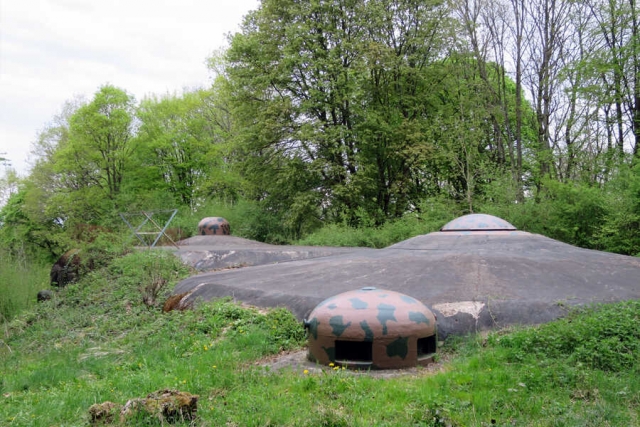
[0, 249, 638, 426]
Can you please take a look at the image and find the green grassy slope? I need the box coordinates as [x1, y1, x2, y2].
[1, 250, 639, 426]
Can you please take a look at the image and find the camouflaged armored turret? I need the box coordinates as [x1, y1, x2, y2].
[305, 287, 437, 369]
[197, 217, 231, 236]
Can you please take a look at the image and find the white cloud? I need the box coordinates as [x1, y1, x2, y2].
[0, 0, 258, 175]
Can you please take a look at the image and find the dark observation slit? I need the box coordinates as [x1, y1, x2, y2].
[417, 335, 437, 357]
[335, 340, 373, 362]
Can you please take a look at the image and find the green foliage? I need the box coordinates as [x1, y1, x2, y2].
[297, 198, 455, 248]
[8, 1, 637, 259]
[592, 163, 640, 255]
[134, 89, 240, 208]
[476, 168, 640, 255]
[176, 197, 297, 244]
[105, 250, 192, 303]
[489, 301, 640, 372]
[225, 0, 459, 224]
[62, 85, 136, 200]
[0, 181, 76, 262]
[0, 249, 49, 323]
[188, 299, 306, 352]
[507, 180, 607, 249]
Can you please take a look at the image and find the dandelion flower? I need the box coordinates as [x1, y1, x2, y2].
[303, 369, 309, 375]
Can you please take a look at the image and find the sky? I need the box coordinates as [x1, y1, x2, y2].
[0, 0, 259, 176]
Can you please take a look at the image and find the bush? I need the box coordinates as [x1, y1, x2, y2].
[297, 197, 455, 248]
[592, 164, 640, 255]
[490, 301, 640, 372]
[107, 250, 193, 308]
[187, 299, 306, 352]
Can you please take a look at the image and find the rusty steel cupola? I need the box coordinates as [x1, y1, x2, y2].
[305, 287, 437, 369]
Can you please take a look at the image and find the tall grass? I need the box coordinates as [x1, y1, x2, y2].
[0, 249, 49, 323]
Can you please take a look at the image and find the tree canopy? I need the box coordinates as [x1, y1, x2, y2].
[1, 0, 639, 261]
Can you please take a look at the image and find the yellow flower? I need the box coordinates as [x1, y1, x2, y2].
[212, 365, 217, 369]
[329, 362, 335, 367]
[333, 366, 339, 371]
[303, 369, 309, 375]
[203, 345, 208, 351]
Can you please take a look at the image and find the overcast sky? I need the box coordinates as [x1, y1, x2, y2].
[0, 0, 259, 176]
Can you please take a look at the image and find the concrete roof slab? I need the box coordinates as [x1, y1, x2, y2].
[171, 232, 640, 337]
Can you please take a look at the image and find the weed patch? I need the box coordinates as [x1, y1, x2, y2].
[488, 301, 640, 371]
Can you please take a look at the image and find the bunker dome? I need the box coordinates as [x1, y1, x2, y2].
[440, 213, 517, 231]
[197, 217, 230, 236]
[305, 287, 437, 369]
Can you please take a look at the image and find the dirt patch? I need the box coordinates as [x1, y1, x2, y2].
[255, 348, 451, 378]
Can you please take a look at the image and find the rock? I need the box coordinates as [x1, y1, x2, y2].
[36, 290, 53, 302]
[88, 401, 120, 425]
[162, 292, 193, 313]
[50, 249, 82, 288]
[121, 389, 199, 423]
[89, 390, 198, 425]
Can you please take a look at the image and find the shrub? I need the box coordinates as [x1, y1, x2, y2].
[297, 197, 454, 248]
[489, 301, 640, 372]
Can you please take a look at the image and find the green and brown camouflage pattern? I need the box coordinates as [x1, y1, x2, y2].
[305, 287, 437, 369]
[197, 217, 231, 236]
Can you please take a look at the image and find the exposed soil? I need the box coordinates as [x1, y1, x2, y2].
[255, 348, 451, 379]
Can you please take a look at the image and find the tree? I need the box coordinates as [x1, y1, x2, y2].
[0, 168, 19, 208]
[60, 85, 136, 200]
[582, 0, 639, 159]
[355, 0, 453, 218]
[452, 0, 529, 199]
[135, 88, 239, 209]
[226, 0, 453, 225]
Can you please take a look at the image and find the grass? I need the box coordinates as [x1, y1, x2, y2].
[0, 250, 50, 323]
[1, 249, 639, 426]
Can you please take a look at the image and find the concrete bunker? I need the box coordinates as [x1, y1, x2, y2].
[171, 212, 640, 338]
[304, 287, 437, 369]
